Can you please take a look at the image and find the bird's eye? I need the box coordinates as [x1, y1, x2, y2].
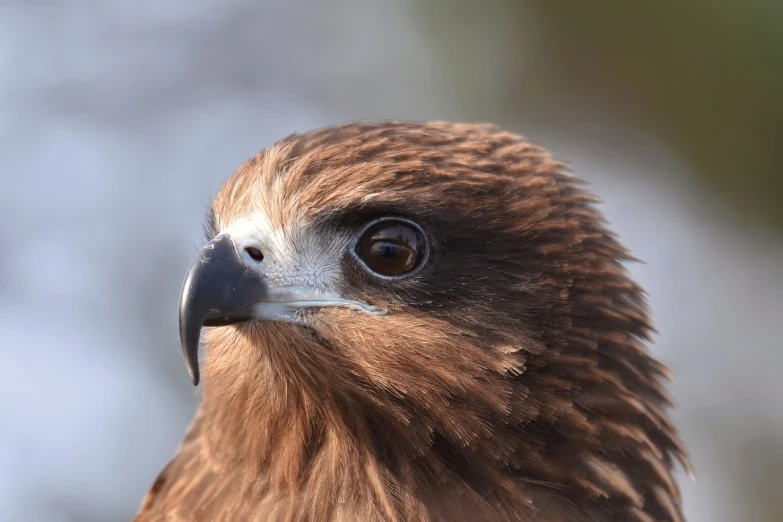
[356, 220, 426, 277]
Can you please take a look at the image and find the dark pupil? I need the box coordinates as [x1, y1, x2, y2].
[379, 244, 397, 258]
[359, 222, 421, 276]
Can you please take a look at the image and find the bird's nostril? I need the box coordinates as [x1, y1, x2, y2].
[245, 246, 264, 262]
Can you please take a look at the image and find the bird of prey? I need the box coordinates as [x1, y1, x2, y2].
[136, 121, 690, 522]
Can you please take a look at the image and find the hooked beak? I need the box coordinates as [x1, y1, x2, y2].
[178, 235, 267, 385]
[178, 233, 385, 386]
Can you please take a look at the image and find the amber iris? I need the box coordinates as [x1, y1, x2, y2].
[357, 221, 423, 276]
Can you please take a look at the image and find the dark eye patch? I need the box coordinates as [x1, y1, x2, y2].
[313, 202, 424, 232]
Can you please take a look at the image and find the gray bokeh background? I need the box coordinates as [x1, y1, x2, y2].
[1, 1, 781, 521]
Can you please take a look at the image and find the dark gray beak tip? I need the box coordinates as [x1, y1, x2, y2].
[179, 253, 207, 386]
[177, 234, 267, 386]
[188, 363, 200, 386]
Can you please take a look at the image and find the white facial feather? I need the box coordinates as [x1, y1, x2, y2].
[219, 209, 384, 323]
[222, 209, 336, 288]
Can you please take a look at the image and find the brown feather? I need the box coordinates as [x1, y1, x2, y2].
[136, 121, 688, 521]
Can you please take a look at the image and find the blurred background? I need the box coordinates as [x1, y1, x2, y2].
[1, 1, 781, 520]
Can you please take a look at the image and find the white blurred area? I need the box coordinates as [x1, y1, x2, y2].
[0, 1, 781, 521]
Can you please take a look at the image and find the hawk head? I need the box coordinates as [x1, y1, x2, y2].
[174, 122, 688, 521]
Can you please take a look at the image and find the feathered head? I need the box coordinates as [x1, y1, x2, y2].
[173, 122, 688, 521]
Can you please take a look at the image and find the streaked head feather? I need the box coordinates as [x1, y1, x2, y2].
[137, 121, 689, 522]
